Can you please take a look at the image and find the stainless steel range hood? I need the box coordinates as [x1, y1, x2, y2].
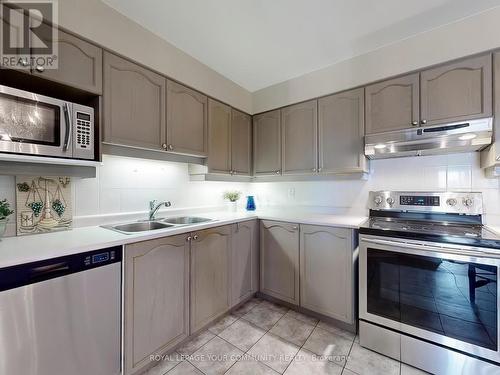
[365, 118, 493, 159]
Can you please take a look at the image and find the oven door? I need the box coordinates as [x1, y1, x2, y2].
[0, 85, 72, 158]
[359, 234, 500, 363]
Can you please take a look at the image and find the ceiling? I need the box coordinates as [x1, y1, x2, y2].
[102, 0, 500, 92]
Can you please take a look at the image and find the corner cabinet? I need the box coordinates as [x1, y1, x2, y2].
[260, 220, 299, 305]
[208, 99, 232, 174]
[281, 100, 318, 175]
[420, 54, 492, 126]
[231, 220, 259, 307]
[124, 235, 190, 375]
[300, 225, 356, 324]
[166, 80, 208, 156]
[231, 109, 252, 175]
[103, 52, 166, 150]
[190, 226, 231, 332]
[365, 73, 420, 134]
[253, 110, 282, 176]
[318, 88, 367, 174]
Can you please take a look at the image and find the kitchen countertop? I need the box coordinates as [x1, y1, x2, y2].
[0, 210, 367, 268]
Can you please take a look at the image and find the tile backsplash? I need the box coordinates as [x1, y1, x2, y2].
[0, 152, 498, 236]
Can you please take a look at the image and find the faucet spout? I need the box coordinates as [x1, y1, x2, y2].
[148, 200, 171, 221]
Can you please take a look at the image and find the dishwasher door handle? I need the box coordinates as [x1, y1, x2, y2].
[30, 262, 70, 282]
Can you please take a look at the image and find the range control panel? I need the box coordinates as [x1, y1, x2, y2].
[368, 191, 483, 215]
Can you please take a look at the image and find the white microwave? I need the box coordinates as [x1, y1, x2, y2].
[0, 85, 94, 160]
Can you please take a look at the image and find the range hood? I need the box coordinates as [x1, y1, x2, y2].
[365, 118, 493, 159]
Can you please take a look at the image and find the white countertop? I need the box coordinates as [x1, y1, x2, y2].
[0, 210, 366, 268]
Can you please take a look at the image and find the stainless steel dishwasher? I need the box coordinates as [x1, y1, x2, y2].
[0, 246, 122, 375]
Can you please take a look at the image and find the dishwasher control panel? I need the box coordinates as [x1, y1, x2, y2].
[85, 249, 118, 266]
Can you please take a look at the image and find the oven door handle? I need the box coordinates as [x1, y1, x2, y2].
[361, 237, 500, 258]
[62, 103, 71, 152]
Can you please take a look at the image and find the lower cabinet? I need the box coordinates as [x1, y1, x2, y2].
[124, 235, 190, 375]
[231, 220, 259, 307]
[300, 225, 355, 324]
[260, 220, 300, 305]
[190, 225, 231, 332]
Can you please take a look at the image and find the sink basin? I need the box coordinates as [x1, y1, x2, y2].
[105, 221, 174, 234]
[161, 216, 213, 225]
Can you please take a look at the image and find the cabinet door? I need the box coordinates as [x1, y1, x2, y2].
[231, 220, 259, 307]
[300, 225, 354, 323]
[365, 73, 420, 134]
[281, 100, 318, 175]
[32, 29, 103, 94]
[420, 54, 492, 126]
[191, 226, 231, 332]
[166, 80, 208, 156]
[253, 110, 281, 175]
[318, 88, 367, 174]
[124, 235, 190, 375]
[260, 220, 299, 305]
[208, 99, 231, 173]
[103, 52, 166, 150]
[231, 109, 252, 175]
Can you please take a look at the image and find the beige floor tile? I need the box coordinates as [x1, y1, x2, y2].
[401, 363, 430, 374]
[303, 327, 353, 366]
[208, 314, 238, 335]
[341, 369, 358, 375]
[317, 321, 356, 341]
[269, 315, 315, 346]
[284, 349, 343, 375]
[233, 299, 262, 317]
[345, 343, 400, 375]
[219, 319, 266, 351]
[143, 352, 182, 375]
[166, 361, 202, 375]
[259, 300, 290, 314]
[241, 304, 286, 330]
[247, 333, 300, 373]
[226, 355, 278, 374]
[285, 310, 319, 326]
[177, 330, 215, 356]
[189, 336, 243, 375]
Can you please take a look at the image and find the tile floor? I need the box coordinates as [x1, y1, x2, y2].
[143, 297, 428, 375]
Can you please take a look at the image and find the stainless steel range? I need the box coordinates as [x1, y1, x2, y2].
[358, 191, 500, 374]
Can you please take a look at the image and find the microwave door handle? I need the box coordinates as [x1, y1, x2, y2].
[62, 103, 71, 152]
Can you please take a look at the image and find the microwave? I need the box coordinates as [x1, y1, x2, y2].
[0, 85, 94, 160]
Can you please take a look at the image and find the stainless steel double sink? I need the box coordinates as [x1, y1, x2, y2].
[102, 216, 214, 234]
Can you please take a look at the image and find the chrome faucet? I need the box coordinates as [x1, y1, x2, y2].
[148, 200, 171, 221]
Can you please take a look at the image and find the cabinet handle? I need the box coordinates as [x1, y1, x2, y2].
[162, 143, 168, 150]
[411, 121, 418, 126]
[35, 65, 44, 72]
[186, 236, 192, 242]
[275, 170, 280, 175]
[312, 168, 317, 172]
[421, 119, 427, 125]
[318, 167, 322, 172]
[292, 226, 299, 230]
[193, 234, 199, 240]
[168, 144, 174, 150]
[21, 58, 29, 67]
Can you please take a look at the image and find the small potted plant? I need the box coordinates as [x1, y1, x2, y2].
[223, 191, 241, 212]
[0, 199, 14, 238]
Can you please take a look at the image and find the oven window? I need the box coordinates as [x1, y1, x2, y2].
[0, 92, 60, 146]
[367, 248, 498, 351]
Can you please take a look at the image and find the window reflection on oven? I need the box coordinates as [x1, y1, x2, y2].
[367, 249, 498, 350]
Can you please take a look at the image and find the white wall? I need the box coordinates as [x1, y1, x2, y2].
[253, 6, 500, 113]
[56, 0, 252, 113]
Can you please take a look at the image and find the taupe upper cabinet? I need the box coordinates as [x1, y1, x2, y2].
[190, 226, 231, 332]
[318, 88, 367, 174]
[231, 109, 252, 175]
[281, 100, 318, 174]
[124, 235, 189, 375]
[365, 73, 420, 134]
[103, 52, 166, 150]
[32, 29, 102, 94]
[420, 54, 492, 126]
[208, 99, 232, 173]
[167, 80, 208, 156]
[260, 220, 299, 305]
[253, 110, 281, 175]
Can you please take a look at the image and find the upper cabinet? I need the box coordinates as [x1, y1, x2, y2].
[103, 52, 166, 150]
[231, 109, 252, 175]
[420, 54, 492, 126]
[33, 28, 103, 94]
[318, 88, 367, 174]
[281, 100, 318, 175]
[365, 73, 420, 134]
[253, 110, 281, 175]
[167, 80, 208, 156]
[208, 99, 232, 173]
